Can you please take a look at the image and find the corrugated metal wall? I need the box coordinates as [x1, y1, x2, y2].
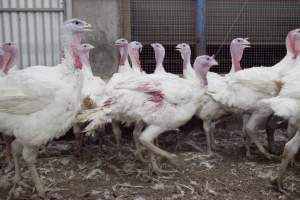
[0, 0, 66, 68]
[130, 0, 196, 74]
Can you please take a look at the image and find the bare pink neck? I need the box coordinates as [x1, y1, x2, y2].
[119, 45, 128, 66]
[230, 48, 242, 72]
[70, 33, 83, 69]
[129, 49, 142, 71]
[183, 52, 191, 70]
[200, 70, 208, 85]
[287, 32, 299, 59]
[1, 51, 17, 74]
[80, 51, 90, 67]
[231, 56, 241, 72]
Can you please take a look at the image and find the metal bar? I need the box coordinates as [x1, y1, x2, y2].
[33, 0, 38, 64]
[50, 0, 54, 65]
[0, 0, 5, 42]
[57, 0, 62, 52]
[0, 8, 64, 12]
[8, 0, 14, 42]
[64, 0, 72, 20]
[16, 0, 23, 68]
[25, 0, 31, 66]
[196, 0, 206, 55]
[42, 0, 47, 65]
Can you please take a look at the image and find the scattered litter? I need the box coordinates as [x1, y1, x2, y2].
[85, 169, 104, 179]
[205, 181, 217, 196]
[151, 183, 165, 190]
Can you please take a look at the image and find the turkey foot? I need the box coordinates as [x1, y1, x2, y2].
[150, 153, 177, 174]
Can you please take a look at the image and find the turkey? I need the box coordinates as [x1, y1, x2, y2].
[176, 43, 197, 80]
[208, 29, 300, 159]
[0, 18, 92, 197]
[109, 40, 144, 148]
[259, 59, 300, 190]
[77, 55, 218, 170]
[72, 43, 106, 156]
[0, 42, 19, 171]
[176, 38, 250, 154]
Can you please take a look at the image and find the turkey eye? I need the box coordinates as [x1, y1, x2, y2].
[183, 44, 186, 47]
[298, 30, 300, 33]
[206, 57, 210, 61]
[237, 39, 241, 42]
[121, 39, 125, 42]
[74, 21, 79, 25]
[156, 45, 159, 47]
[8, 43, 11, 46]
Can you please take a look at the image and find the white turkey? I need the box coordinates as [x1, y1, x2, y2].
[109, 40, 144, 148]
[176, 43, 197, 81]
[77, 55, 218, 170]
[208, 29, 300, 159]
[0, 18, 92, 197]
[72, 43, 106, 156]
[0, 42, 19, 171]
[259, 57, 300, 190]
[176, 38, 250, 154]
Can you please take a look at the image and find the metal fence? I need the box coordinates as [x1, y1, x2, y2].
[0, 0, 71, 68]
[130, 0, 196, 74]
[129, 0, 300, 74]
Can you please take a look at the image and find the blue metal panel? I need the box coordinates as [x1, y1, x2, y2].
[196, 0, 206, 52]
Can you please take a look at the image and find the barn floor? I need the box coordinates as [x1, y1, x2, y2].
[0, 125, 300, 200]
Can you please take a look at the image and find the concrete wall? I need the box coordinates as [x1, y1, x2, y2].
[72, 0, 124, 79]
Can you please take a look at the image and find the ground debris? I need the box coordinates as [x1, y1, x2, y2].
[1, 128, 299, 200]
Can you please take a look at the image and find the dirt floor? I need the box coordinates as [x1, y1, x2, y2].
[0, 124, 300, 200]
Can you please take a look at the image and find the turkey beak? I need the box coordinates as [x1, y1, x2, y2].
[83, 23, 93, 32]
[89, 45, 95, 49]
[114, 42, 121, 47]
[242, 38, 251, 48]
[175, 44, 182, 51]
[211, 56, 219, 66]
[139, 44, 143, 53]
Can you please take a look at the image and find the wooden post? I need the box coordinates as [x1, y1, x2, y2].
[119, 0, 131, 40]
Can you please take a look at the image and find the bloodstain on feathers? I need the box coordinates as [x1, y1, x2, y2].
[103, 98, 113, 107]
[137, 82, 164, 105]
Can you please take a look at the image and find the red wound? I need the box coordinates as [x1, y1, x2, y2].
[74, 54, 82, 69]
[137, 82, 164, 104]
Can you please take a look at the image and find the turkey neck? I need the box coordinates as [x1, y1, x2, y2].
[119, 45, 128, 66]
[286, 31, 300, 59]
[1, 51, 17, 74]
[81, 50, 93, 75]
[230, 47, 243, 73]
[62, 31, 83, 70]
[182, 51, 192, 75]
[154, 49, 165, 73]
[129, 49, 141, 72]
[199, 69, 208, 86]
